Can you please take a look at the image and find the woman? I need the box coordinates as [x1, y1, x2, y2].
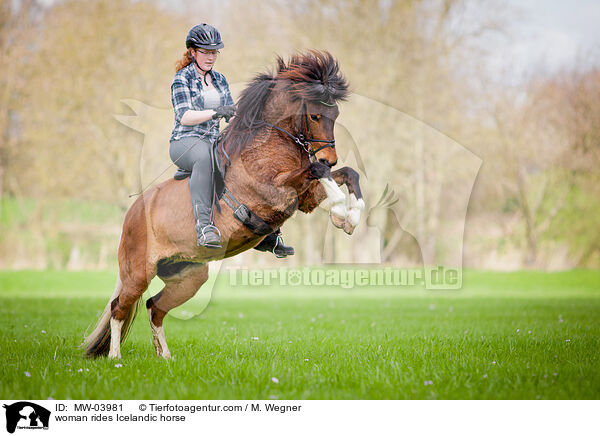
[170, 24, 293, 257]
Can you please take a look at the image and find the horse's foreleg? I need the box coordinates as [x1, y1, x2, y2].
[305, 161, 349, 228]
[146, 264, 209, 359]
[342, 191, 365, 235]
[332, 167, 364, 235]
[273, 162, 347, 224]
[319, 176, 348, 229]
[298, 166, 364, 234]
[315, 166, 364, 234]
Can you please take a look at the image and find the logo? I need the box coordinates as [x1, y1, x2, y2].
[3, 402, 50, 433]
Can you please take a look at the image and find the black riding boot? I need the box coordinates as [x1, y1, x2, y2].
[194, 203, 221, 248]
[254, 228, 295, 258]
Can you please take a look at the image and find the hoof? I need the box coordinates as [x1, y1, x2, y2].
[330, 204, 347, 228]
[330, 212, 345, 228]
[343, 221, 356, 235]
[342, 194, 364, 235]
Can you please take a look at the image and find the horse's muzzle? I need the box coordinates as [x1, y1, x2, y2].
[319, 158, 337, 168]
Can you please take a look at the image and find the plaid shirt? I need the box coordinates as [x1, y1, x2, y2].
[170, 63, 234, 142]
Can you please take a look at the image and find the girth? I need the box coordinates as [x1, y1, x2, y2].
[221, 188, 273, 236]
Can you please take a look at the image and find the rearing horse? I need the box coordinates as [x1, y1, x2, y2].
[83, 50, 364, 359]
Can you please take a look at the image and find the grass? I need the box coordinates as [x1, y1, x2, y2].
[0, 269, 599, 399]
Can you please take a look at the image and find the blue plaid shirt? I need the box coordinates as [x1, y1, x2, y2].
[170, 63, 234, 142]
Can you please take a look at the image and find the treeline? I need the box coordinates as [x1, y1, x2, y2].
[0, 0, 598, 269]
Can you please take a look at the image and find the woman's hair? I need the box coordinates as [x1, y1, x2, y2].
[175, 49, 194, 72]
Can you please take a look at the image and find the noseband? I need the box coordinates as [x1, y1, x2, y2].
[263, 98, 336, 161]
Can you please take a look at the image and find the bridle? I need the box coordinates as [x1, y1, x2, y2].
[263, 98, 336, 162]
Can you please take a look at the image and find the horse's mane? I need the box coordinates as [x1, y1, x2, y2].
[221, 50, 349, 158]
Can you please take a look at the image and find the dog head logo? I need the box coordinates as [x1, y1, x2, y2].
[3, 402, 50, 433]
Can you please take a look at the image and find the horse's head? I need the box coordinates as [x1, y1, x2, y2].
[300, 98, 341, 166]
[275, 50, 350, 166]
[223, 50, 349, 167]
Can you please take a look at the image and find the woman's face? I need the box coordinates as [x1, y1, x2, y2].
[192, 48, 219, 71]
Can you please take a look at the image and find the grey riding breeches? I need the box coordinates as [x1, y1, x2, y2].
[169, 136, 215, 228]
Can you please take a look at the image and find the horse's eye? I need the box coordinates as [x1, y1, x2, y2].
[310, 114, 321, 122]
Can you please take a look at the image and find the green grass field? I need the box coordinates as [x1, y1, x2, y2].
[0, 269, 599, 399]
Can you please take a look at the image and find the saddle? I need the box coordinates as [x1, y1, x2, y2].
[173, 135, 273, 236]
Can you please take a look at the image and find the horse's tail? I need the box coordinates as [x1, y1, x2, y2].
[81, 272, 140, 358]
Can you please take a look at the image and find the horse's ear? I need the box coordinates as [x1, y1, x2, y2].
[276, 55, 287, 73]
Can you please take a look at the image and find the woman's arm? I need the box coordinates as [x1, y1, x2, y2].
[180, 109, 217, 126]
[172, 78, 216, 125]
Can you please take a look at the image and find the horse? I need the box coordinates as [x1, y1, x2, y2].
[82, 50, 364, 359]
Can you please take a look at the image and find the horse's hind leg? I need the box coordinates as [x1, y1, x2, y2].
[146, 263, 209, 359]
[108, 267, 153, 359]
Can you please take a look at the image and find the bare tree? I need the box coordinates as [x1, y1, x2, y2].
[0, 0, 40, 214]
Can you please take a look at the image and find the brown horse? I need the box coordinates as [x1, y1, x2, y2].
[83, 50, 364, 359]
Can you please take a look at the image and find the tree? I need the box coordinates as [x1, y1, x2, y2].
[0, 0, 41, 213]
[15, 0, 189, 210]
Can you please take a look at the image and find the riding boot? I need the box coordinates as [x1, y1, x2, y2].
[194, 203, 221, 248]
[253, 228, 295, 258]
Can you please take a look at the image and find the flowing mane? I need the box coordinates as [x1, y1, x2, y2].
[222, 50, 350, 158]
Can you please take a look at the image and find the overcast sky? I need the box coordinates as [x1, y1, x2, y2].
[35, 0, 600, 83]
[487, 0, 600, 83]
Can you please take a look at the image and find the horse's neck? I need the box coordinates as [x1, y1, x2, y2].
[224, 148, 302, 224]
[225, 154, 278, 201]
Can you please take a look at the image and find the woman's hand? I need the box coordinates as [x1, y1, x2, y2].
[212, 105, 236, 122]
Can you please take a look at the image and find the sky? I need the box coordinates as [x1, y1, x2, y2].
[34, 0, 600, 83]
[487, 0, 600, 83]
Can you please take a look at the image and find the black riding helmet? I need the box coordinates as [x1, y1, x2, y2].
[186, 23, 224, 50]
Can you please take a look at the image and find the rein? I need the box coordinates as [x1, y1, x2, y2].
[262, 98, 336, 161]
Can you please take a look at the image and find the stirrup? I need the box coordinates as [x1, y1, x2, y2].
[197, 224, 222, 248]
[272, 233, 294, 258]
[273, 234, 284, 258]
[201, 224, 221, 238]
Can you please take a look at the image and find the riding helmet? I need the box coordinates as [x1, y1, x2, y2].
[186, 24, 224, 50]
